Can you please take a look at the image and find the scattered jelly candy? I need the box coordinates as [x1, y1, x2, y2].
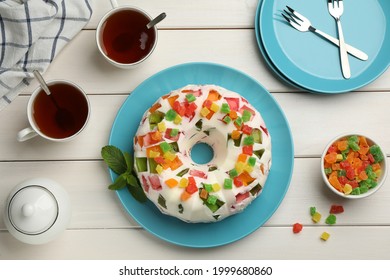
[310, 207, 316, 216]
[292, 223, 303, 234]
[312, 212, 322, 223]
[325, 214, 337, 225]
[330, 205, 344, 214]
[320, 232, 330, 241]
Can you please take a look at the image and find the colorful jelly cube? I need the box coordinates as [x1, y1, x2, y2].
[173, 114, 182, 125]
[292, 223, 303, 234]
[242, 110, 252, 122]
[325, 214, 337, 225]
[220, 103, 230, 114]
[200, 107, 210, 117]
[310, 206, 316, 216]
[212, 183, 221, 192]
[203, 183, 213, 193]
[159, 142, 171, 153]
[243, 136, 254, 146]
[223, 115, 232, 124]
[157, 121, 166, 132]
[320, 232, 330, 241]
[185, 93, 196, 103]
[165, 109, 177, 121]
[207, 195, 218, 205]
[224, 178, 233, 189]
[229, 169, 238, 178]
[248, 157, 256, 167]
[210, 103, 219, 113]
[179, 178, 188, 188]
[312, 212, 322, 223]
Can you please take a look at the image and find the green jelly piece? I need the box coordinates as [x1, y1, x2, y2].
[324, 168, 332, 175]
[176, 168, 190, 177]
[360, 185, 369, 194]
[325, 214, 336, 225]
[208, 165, 218, 172]
[158, 194, 167, 209]
[148, 158, 158, 173]
[186, 93, 196, 103]
[149, 111, 165, 129]
[369, 145, 384, 163]
[223, 115, 232, 124]
[178, 204, 184, 214]
[251, 128, 262, 144]
[221, 103, 230, 114]
[170, 128, 179, 137]
[349, 141, 360, 152]
[207, 195, 218, 205]
[203, 184, 213, 193]
[229, 169, 238, 178]
[204, 199, 225, 213]
[249, 184, 262, 196]
[310, 207, 316, 216]
[351, 187, 361, 195]
[234, 117, 243, 127]
[348, 135, 359, 143]
[165, 109, 177, 121]
[159, 142, 171, 153]
[248, 157, 256, 167]
[135, 157, 148, 172]
[253, 149, 265, 160]
[242, 110, 252, 122]
[170, 142, 179, 152]
[337, 169, 346, 177]
[224, 178, 233, 189]
[195, 119, 203, 131]
[243, 135, 254, 146]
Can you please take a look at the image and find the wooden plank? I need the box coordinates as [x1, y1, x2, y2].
[1, 226, 389, 259]
[86, 0, 258, 30]
[2, 91, 390, 160]
[1, 159, 389, 230]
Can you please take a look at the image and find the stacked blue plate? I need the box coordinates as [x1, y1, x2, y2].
[255, 0, 390, 94]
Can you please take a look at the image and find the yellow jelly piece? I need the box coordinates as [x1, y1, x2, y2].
[173, 115, 182, 125]
[343, 183, 352, 195]
[212, 183, 221, 192]
[235, 161, 245, 174]
[320, 232, 330, 241]
[336, 154, 343, 162]
[164, 151, 176, 161]
[375, 170, 382, 177]
[312, 212, 322, 223]
[156, 165, 163, 174]
[244, 164, 254, 173]
[210, 102, 220, 113]
[179, 178, 188, 188]
[200, 107, 210, 117]
[157, 121, 166, 132]
[149, 151, 160, 158]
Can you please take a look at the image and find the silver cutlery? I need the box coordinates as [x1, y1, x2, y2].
[327, 0, 350, 79]
[282, 6, 368, 61]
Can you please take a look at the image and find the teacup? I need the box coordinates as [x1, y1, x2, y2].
[96, 1, 159, 68]
[17, 80, 90, 142]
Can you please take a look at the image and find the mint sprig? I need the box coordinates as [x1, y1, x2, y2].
[101, 145, 147, 203]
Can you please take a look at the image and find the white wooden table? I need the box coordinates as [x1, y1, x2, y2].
[1, 0, 389, 260]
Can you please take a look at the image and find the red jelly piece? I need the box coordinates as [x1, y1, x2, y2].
[330, 205, 344, 214]
[292, 223, 303, 234]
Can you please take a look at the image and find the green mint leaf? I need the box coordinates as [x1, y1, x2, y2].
[108, 174, 127, 190]
[101, 145, 127, 175]
[124, 152, 134, 173]
[125, 172, 140, 188]
[127, 184, 147, 203]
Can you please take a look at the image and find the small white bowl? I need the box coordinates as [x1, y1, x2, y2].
[321, 134, 388, 199]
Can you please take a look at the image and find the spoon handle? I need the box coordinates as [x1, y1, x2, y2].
[33, 70, 51, 96]
[146, 12, 166, 29]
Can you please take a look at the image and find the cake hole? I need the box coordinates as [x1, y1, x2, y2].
[191, 142, 214, 164]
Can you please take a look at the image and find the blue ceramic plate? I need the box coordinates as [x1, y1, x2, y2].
[109, 62, 294, 248]
[254, 0, 302, 89]
[260, 0, 390, 94]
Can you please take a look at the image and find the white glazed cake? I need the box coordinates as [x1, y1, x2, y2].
[133, 85, 271, 223]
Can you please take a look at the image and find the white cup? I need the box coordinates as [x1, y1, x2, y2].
[96, 0, 159, 69]
[17, 80, 90, 142]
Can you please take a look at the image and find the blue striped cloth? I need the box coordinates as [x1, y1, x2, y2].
[0, 0, 93, 111]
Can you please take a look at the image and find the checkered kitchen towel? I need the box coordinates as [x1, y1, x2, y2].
[0, 0, 93, 111]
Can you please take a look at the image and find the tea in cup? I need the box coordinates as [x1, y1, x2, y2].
[17, 80, 90, 142]
[96, 6, 159, 68]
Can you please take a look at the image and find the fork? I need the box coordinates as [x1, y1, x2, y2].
[282, 6, 368, 61]
[327, 0, 350, 79]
